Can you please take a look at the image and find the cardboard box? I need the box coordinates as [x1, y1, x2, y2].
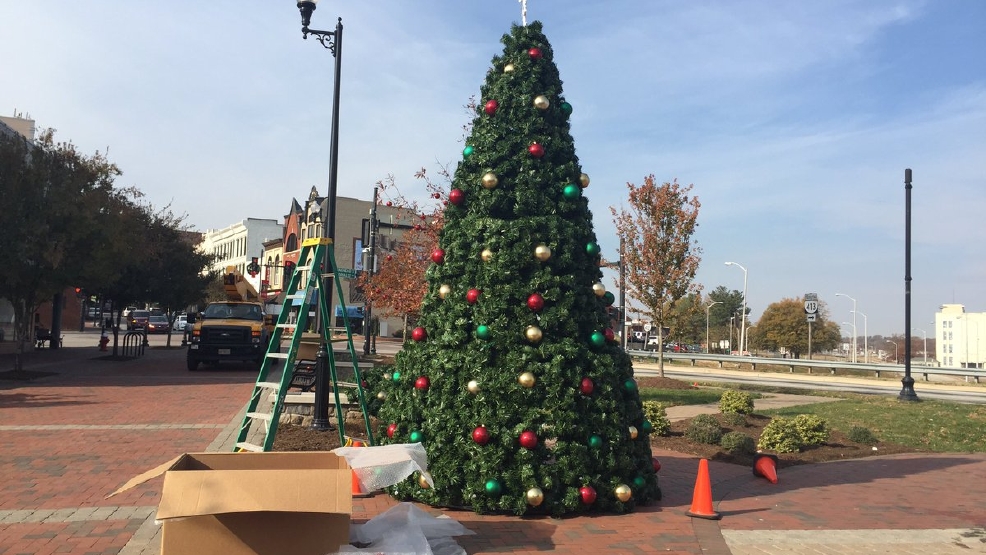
[110, 451, 352, 555]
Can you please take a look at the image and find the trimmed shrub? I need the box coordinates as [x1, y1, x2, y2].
[720, 431, 756, 455]
[757, 417, 802, 453]
[641, 401, 672, 437]
[719, 389, 755, 415]
[721, 412, 747, 428]
[686, 413, 723, 445]
[793, 414, 829, 446]
[847, 425, 879, 445]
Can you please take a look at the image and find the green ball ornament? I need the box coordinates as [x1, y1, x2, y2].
[484, 479, 502, 497]
[392, 371, 401, 382]
[476, 325, 491, 340]
[562, 184, 580, 199]
[586, 242, 600, 256]
[463, 145, 474, 158]
[642, 420, 653, 433]
[624, 379, 638, 392]
[588, 434, 603, 449]
[409, 430, 424, 443]
[633, 475, 647, 489]
[603, 291, 615, 306]
[561, 102, 572, 114]
[590, 331, 605, 347]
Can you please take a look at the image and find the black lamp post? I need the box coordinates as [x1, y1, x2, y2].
[297, 0, 344, 430]
[899, 168, 919, 401]
[363, 186, 378, 356]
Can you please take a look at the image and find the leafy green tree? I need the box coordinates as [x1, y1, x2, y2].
[748, 297, 839, 357]
[612, 175, 702, 375]
[377, 22, 659, 516]
[0, 128, 121, 368]
[707, 285, 746, 352]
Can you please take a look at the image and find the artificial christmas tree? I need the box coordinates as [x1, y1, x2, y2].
[377, 20, 660, 516]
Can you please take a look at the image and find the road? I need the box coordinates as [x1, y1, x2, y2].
[634, 363, 986, 404]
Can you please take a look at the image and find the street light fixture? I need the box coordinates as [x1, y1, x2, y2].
[912, 327, 927, 365]
[297, 0, 344, 432]
[835, 293, 857, 363]
[724, 261, 747, 355]
[705, 301, 722, 354]
[853, 310, 868, 363]
[887, 339, 898, 363]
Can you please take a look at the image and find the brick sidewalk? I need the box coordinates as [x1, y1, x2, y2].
[2, 345, 985, 554]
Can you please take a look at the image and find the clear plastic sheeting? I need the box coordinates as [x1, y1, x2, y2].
[336, 503, 474, 555]
[332, 443, 432, 492]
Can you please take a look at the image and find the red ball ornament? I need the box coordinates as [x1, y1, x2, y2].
[526, 293, 544, 312]
[449, 188, 465, 206]
[528, 47, 543, 60]
[466, 288, 481, 304]
[411, 327, 427, 342]
[652, 457, 662, 473]
[580, 377, 594, 395]
[385, 255, 393, 261]
[386, 201, 393, 207]
[415, 376, 430, 391]
[603, 328, 615, 342]
[519, 430, 538, 450]
[528, 143, 545, 158]
[472, 426, 490, 445]
[484, 99, 499, 115]
[579, 485, 597, 505]
[386, 423, 397, 438]
[430, 249, 445, 264]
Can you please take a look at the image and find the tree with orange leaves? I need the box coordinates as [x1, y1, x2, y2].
[611, 175, 702, 376]
[356, 169, 447, 339]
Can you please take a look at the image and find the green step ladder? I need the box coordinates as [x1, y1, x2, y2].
[233, 237, 375, 452]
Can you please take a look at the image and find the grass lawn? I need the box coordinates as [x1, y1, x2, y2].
[638, 383, 986, 454]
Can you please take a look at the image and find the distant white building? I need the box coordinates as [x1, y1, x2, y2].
[199, 218, 284, 293]
[935, 304, 985, 369]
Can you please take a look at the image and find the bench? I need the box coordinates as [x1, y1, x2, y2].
[35, 328, 63, 349]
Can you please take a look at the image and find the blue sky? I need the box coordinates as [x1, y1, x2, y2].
[2, 1, 983, 337]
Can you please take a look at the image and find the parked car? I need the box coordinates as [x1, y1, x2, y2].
[127, 310, 150, 330]
[174, 314, 187, 331]
[146, 315, 171, 334]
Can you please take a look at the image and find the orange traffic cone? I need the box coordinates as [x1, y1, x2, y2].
[351, 469, 369, 497]
[753, 454, 778, 484]
[686, 458, 721, 520]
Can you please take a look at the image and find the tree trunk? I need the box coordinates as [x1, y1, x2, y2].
[657, 327, 665, 378]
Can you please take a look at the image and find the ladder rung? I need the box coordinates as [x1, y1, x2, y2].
[285, 294, 307, 300]
[296, 265, 313, 273]
[266, 353, 289, 359]
[276, 323, 297, 328]
[234, 442, 264, 453]
[246, 411, 272, 422]
[256, 381, 281, 390]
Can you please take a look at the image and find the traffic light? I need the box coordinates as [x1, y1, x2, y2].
[74, 287, 84, 299]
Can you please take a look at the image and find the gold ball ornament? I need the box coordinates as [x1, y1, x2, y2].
[580, 173, 590, 188]
[534, 244, 552, 261]
[592, 282, 606, 297]
[533, 95, 550, 110]
[481, 172, 499, 189]
[628, 426, 638, 440]
[418, 471, 433, 489]
[481, 248, 494, 262]
[525, 325, 543, 343]
[439, 284, 452, 299]
[615, 484, 632, 502]
[518, 371, 536, 388]
[467, 379, 480, 394]
[377, 391, 387, 401]
[526, 487, 545, 507]
[504, 63, 515, 73]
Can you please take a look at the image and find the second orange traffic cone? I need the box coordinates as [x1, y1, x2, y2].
[752, 454, 778, 484]
[685, 458, 721, 520]
[351, 470, 369, 497]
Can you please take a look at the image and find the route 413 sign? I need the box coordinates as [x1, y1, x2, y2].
[804, 293, 818, 322]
